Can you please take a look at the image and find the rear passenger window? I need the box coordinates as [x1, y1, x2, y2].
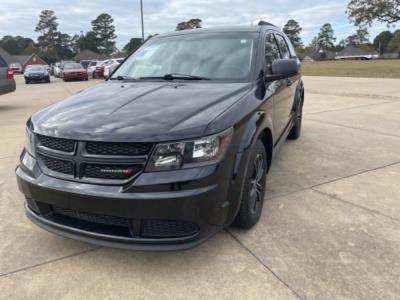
[265, 33, 281, 74]
[0, 56, 7, 68]
[275, 35, 291, 59]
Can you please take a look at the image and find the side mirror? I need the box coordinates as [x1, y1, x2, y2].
[265, 59, 299, 82]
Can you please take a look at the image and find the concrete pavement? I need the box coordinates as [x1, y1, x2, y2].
[0, 75, 399, 299]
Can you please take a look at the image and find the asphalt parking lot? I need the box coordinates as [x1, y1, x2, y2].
[1, 75, 399, 299]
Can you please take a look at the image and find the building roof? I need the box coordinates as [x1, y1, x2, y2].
[110, 52, 126, 59]
[0, 49, 47, 67]
[0, 47, 15, 64]
[13, 55, 31, 65]
[74, 49, 110, 61]
[337, 46, 367, 57]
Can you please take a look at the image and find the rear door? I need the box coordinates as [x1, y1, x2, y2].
[0, 55, 16, 96]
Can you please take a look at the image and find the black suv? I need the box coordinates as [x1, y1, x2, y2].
[16, 24, 304, 251]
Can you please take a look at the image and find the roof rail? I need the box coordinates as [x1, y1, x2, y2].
[258, 20, 278, 27]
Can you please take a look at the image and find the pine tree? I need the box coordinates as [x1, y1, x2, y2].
[91, 13, 117, 54]
[317, 23, 336, 49]
[283, 19, 303, 48]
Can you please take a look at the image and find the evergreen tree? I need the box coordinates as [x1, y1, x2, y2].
[123, 38, 142, 53]
[317, 23, 336, 49]
[91, 13, 117, 54]
[35, 10, 60, 60]
[283, 19, 303, 48]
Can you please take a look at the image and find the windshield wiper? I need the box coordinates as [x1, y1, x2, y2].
[109, 75, 137, 81]
[140, 73, 210, 81]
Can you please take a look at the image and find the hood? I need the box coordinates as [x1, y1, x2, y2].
[31, 81, 252, 142]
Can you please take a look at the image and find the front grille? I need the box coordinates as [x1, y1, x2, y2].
[141, 220, 199, 238]
[53, 206, 130, 227]
[39, 154, 74, 175]
[84, 164, 141, 180]
[86, 141, 152, 156]
[35, 134, 150, 182]
[50, 206, 199, 239]
[37, 135, 75, 153]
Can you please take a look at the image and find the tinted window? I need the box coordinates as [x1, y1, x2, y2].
[64, 63, 83, 69]
[28, 66, 46, 72]
[0, 55, 7, 67]
[265, 33, 281, 74]
[275, 35, 291, 59]
[113, 33, 258, 81]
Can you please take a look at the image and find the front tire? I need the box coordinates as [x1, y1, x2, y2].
[234, 140, 268, 229]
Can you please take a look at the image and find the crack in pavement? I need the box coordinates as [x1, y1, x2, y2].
[304, 100, 399, 116]
[306, 118, 400, 139]
[306, 89, 400, 101]
[312, 189, 400, 223]
[267, 160, 400, 202]
[0, 247, 101, 278]
[225, 229, 305, 300]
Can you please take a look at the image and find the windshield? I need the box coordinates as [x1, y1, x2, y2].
[28, 66, 45, 72]
[64, 63, 83, 69]
[112, 33, 258, 81]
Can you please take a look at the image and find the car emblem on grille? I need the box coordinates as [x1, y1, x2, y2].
[99, 167, 135, 175]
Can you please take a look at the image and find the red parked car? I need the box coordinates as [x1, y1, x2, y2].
[94, 60, 111, 78]
[62, 63, 88, 81]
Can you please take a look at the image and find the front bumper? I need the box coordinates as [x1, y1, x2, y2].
[26, 75, 48, 82]
[16, 152, 235, 251]
[63, 73, 87, 80]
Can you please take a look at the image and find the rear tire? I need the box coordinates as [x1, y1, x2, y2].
[287, 94, 303, 140]
[233, 140, 268, 229]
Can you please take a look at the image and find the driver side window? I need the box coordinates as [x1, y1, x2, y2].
[265, 33, 281, 75]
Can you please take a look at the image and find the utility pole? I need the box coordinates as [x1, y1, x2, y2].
[140, 0, 145, 42]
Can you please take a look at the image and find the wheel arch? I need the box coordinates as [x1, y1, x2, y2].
[292, 79, 305, 112]
[260, 127, 273, 172]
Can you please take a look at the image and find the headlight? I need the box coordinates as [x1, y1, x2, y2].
[25, 126, 35, 156]
[146, 128, 233, 171]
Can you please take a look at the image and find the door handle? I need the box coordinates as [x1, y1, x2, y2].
[286, 79, 293, 87]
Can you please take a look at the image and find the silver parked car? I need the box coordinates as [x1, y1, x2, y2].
[0, 54, 16, 96]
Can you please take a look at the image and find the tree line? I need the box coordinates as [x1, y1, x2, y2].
[0, 0, 399, 63]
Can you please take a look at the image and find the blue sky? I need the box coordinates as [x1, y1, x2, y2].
[0, 0, 396, 49]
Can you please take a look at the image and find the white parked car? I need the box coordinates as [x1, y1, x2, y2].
[103, 58, 124, 78]
[54, 63, 62, 78]
[87, 60, 100, 78]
